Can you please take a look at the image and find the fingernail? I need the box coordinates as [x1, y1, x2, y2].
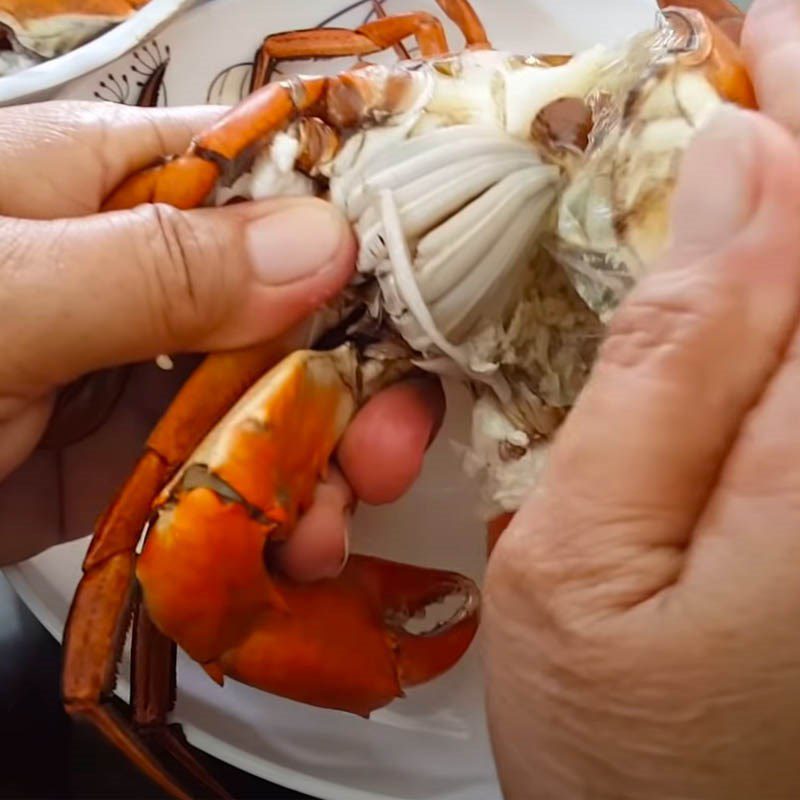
[246, 200, 347, 284]
[669, 105, 760, 255]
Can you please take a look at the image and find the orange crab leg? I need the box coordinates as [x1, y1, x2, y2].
[250, 12, 450, 91]
[263, 14, 449, 59]
[101, 80, 309, 211]
[62, 341, 291, 800]
[130, 606, 232, 797]
[103, 65, 409, 211]
[664, 4, 755, 108]
[251, 0, 491, 91]
[434, 0, 491, 48]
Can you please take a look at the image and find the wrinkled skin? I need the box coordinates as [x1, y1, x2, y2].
[0, 101, 441, 570]
[485, 0, 800, 797]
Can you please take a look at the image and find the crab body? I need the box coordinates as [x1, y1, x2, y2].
[198, 8, 752, 516]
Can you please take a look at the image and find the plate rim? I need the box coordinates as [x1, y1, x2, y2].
[0, 0, 196, 104]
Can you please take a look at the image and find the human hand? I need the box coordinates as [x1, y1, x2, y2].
[0, 101, 442, 569]
[484, 1, 800, 797]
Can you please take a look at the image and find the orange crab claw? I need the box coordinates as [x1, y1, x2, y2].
[215, 555, 479, 718]
[130, 348, 480, 720]
[137, 489, 479, 718]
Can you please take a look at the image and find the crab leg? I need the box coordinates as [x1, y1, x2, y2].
[433, 0, 491, 49]
[251, 0, 490, 90]
[250, 12, 450, 91]
[62, 341, 291, 800]
[131, 606, 232, 798]
[103, 61, 419, 211]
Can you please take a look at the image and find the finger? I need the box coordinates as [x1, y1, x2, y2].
[0, 101, 225, 218]
[277, 377, 445, 582]
[504, 107, 800, 599]
[685, 165, 800, 595]
[0, 397, 53, 483]
[276, 466, 352, 582]
[742, 0, 800, 133]
[337, 377, 446, 505]
[0, 196, 356, 393]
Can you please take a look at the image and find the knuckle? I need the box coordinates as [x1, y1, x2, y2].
[136, 203, 231, 346]
[486, 508, 597, 639]
[486, 492, 683, 645]
[486, 529, 615, 684]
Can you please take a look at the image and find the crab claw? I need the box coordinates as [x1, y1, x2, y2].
[132, 345, 479, 718]
[343, 555, 480, 690]
[213, 555, 479, 718]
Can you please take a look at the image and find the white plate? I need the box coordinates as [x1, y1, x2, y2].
[4, 1, 658, 798]
[0, 0, 197, 105]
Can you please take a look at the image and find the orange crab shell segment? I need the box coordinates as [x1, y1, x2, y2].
[215, 555, 480, 717]
[102, 156, 221, 212]
[700, 14, 756, 108]
[165, 348, 357, 525]
[136, 488, 287, 666]
[211, 350, 354, 527]
[137, 349, 357, 657]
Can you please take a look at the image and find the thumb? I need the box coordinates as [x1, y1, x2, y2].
[0, 196, 355, 392]
[495, 106, 800, 609]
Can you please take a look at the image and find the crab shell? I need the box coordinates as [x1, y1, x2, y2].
[0, 0, 148, 62]
[210, 8, 751, 519]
